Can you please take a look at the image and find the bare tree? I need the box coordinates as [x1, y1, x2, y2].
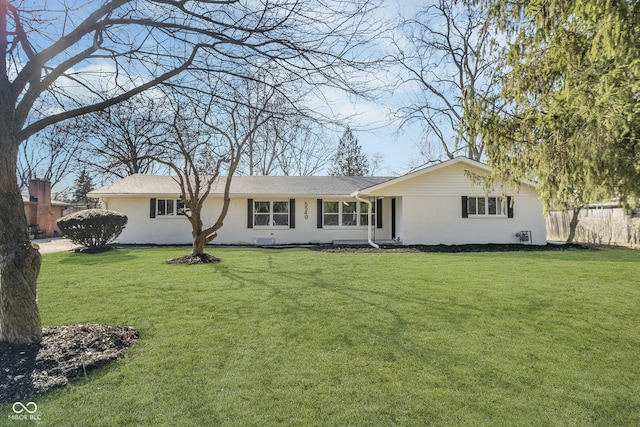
[393, 0, 505, 165]
[17, 123, 80, 193]
[368, 152, 385, 176]
[240, 75, 294, 176]
[72, 96, 167, 181]
[232, 67, 335, 177]
[276, 119, 334, 176]
[156, 75, 288, 260]
[245, 120, 283, 176]
[244, 114, 334, 176]
[0, 0, 383, 344]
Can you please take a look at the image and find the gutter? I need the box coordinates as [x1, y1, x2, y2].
[350, 191, 379, 249]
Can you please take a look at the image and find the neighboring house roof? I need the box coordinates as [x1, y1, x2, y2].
[22, 195, 71, 207]
[88, 174, 393, 198]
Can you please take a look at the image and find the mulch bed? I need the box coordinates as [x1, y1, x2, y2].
[0, 324, 138, 405]
[309, 243, 590, 253]
[166, 253, 221, 264]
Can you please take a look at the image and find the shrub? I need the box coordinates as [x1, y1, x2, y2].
[57, 209, 128, 249]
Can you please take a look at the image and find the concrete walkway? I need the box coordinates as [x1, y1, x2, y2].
[33, 238, 80, 254]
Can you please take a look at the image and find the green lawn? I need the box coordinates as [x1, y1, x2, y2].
[2, 247, 640, 426]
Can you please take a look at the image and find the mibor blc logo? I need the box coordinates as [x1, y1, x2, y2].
[9, 401, 41, 421]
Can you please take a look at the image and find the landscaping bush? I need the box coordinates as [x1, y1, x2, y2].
[56, 209, 127, 249]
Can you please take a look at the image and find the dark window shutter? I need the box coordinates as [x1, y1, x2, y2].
[289, 199, 296, 229]
[247, 198, 254, 228]
[150, 198, 156, 218]
[462, 196, 468, 218]
[317, 199, 323, 228]
[391, 198, 396, 239]
[376, 199, 383, 229]
[507, 196, 514, 218]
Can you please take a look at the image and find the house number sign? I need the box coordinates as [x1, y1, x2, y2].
[304, 202, 309, 219]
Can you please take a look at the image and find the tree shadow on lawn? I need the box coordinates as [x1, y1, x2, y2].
[56, 248, 139, 266]
[213, 259, 467, 356]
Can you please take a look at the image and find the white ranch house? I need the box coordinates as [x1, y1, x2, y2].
[88, 157, 547, 246]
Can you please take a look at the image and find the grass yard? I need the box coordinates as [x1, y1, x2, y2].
[2, 246, 640, 426]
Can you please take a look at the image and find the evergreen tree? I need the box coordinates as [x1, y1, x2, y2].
[330, 127, 370, 176]
[72, 169, 96, 205]
[474, 0, 640, 241]
[480, 0, 640, 205]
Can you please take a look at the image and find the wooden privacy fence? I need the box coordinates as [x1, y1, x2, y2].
[547, 208, 640, 248]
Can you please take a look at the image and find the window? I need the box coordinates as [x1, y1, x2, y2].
[254, 200, 289, 227]
[156, 199, 186, 217]
[467, 197, 504, 216]
[323, 201, 339, 226]
[272, 201, 289, 226]
[342, 201, 357, 226]
[323, 200, 374, 227]
[360, 202, 376, 225]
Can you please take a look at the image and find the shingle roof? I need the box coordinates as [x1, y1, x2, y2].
[88, 174, 393, 197]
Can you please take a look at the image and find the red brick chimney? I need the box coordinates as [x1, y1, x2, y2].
[29, 178, 55, 237]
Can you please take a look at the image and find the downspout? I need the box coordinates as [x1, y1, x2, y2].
[351, 191, 379, 249]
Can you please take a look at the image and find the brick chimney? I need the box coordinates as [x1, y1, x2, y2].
[29, 178, 54, 237]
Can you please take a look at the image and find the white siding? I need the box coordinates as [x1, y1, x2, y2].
[370, 162, 530, 197]
[104, 196, 393, 245]
[105, 197, 193, 244]
[100, 159, 546, 246]
[395, 197, 404, 239]
[367, 162, 547, 245]
[398, 195, 546, 245]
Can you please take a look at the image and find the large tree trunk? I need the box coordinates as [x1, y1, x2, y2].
[0, 140, 42, 344]
[567, 206, 582, 244]
[191, 224, 219, 256]
[1, 2, 41, 344]
[189, 205, 205, 256]
[192, 233, 206, 256]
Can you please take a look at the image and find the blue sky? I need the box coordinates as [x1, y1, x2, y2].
[318, 89, 421, 176]
[334, 0, 496, 176]
[20, 0, 433, 189]
[312, 0, 428, 176]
